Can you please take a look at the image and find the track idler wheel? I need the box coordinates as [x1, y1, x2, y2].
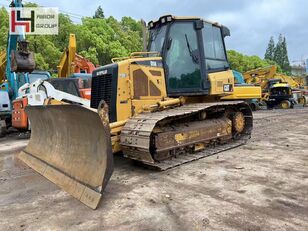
[224, 110, 246, 135]
[232, 111, 245, 134]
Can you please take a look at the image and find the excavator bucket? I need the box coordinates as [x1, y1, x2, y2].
[18, 104, 114, 209]
[11, 50, 35, 72]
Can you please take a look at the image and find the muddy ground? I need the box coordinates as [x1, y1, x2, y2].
[0, 108, 308, 231]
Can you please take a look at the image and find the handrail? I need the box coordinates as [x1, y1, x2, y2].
[111, 51, 160, 63]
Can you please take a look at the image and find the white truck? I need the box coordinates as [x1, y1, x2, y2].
[0, 91, 11, 137]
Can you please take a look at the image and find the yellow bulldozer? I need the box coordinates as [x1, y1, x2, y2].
[19, 15, 253, 209]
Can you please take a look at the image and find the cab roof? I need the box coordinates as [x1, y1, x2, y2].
[148, 15, 223, 28]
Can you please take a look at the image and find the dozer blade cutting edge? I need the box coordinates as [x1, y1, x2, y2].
[18, 104, 113, 209]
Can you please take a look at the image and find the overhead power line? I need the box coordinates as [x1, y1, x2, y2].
[21, 0, 85, 19]
[2, 0, 91, 23]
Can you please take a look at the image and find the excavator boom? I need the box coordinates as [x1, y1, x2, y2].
[58, 34, 96, 78]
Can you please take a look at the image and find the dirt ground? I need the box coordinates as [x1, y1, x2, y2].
[0, 108, 308, 231]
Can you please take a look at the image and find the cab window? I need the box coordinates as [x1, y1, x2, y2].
[202, 23, 229, 71]
[165, 22, 201, 92]
[149, 25, 167, 54]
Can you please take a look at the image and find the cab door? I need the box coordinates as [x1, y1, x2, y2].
[164, 21, 202, 95]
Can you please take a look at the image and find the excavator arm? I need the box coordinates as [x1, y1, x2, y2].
[57, 34, 96, 78]
[57, 34, 77, 77]
[74, 54, 96, 73]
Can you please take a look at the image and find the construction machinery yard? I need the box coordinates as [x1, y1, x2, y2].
[1, 1, 308, 230]
[1, 108, 308, 230]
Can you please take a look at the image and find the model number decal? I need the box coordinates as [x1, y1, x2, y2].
[96, 70, 108, 76]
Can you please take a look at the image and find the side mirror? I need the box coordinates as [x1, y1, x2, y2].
[222, 26, 231, 37]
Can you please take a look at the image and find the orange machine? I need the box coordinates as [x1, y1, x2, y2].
[79, 89, 91, 100]
[74, 74, 92, 100]
[57, 34, 96, 99]
[12, 97, 28, 129]
[74, 54, 96, 74]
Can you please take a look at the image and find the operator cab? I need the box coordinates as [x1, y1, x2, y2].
[266, 79, 292, 97]
[265, 79, 294, 108]
[148, 15, 230, 96]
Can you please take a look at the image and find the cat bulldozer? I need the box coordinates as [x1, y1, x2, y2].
[19, 15, 253, 209]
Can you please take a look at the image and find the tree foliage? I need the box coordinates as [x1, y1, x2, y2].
[0, 7, 9, 51]
[227, 50, 282, 73]
[265, 34, 290, 73]
[0, 5, 143, 71]
[0, 4, 289, 76]
[280, 37, 290, 72]
[264, 37, 275, 60]
[93, 6, 105, 19]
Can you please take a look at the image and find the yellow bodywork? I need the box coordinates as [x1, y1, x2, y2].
[44, 53, 255, 154]
[305, 77, 308, 90]
[93, 53, 240, 152]
[222, 85, 262, 100]
[112, 55, 236, 122]
[244, 65, 277, 87]
[212, 70, 262, 100]
[57, 34, 77, 78]
[0, 50, 6, 84]
[243, 65, 304, 90]
[275, 74, 303, 89]
[115, 56, 168, 120]
[208, 70, 234, 95]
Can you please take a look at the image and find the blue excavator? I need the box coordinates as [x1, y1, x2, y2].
[0, 0, 50, 136]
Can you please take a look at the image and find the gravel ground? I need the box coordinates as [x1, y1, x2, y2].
[0, 108, 308, 231]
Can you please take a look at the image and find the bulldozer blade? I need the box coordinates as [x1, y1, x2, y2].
[18, 104, 113, 209]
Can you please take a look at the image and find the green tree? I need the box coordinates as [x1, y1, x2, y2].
[0, 4, 144, 70]
[75, 16, 142, 65]
[280, 37, 290, 72]
[264, 36, 275, 60]
[79, 47, 99, 64]
[227, 50, 282, 73]
[51, 14, 76, 50]
[273, 34, 290, 73]
[273, 34, 283, 68]
[93, 6, 104, 19]
[0, 7, 9, 51]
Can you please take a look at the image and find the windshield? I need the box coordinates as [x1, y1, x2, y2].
[148, 25, 167, 53]
[270, 87, 291, 96]
[29, 73, 49, 84]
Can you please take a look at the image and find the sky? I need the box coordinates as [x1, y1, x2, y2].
[2, 0, 307, 63]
